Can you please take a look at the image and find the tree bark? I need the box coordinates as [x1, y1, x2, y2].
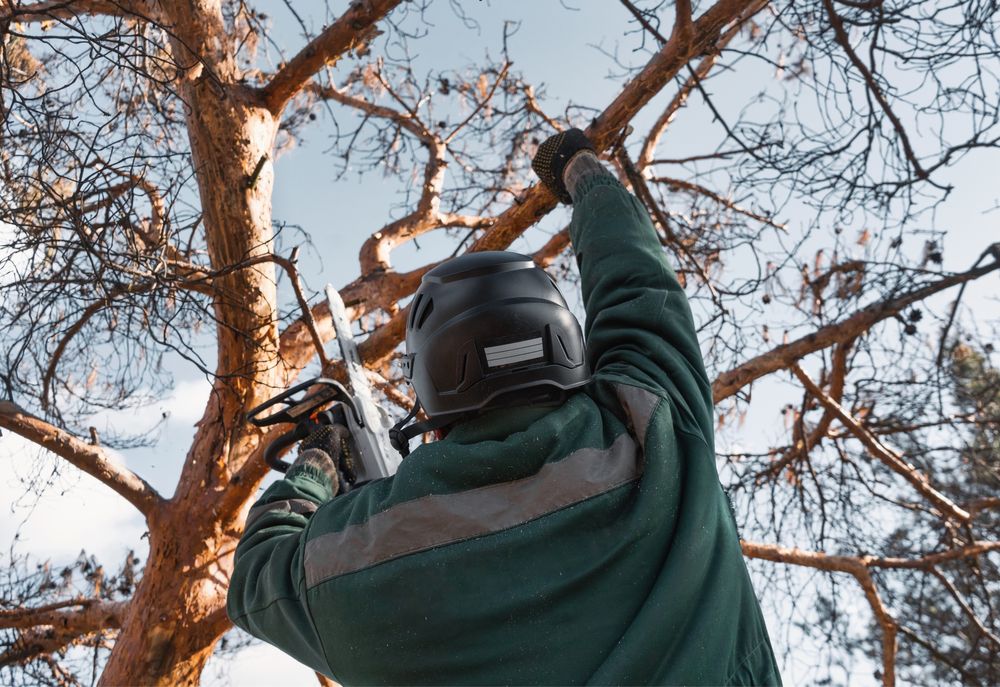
[98, 2, 280, 683]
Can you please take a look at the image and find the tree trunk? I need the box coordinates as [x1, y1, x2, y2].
[97, 504, 237, 685]
[99, 4, 280, 682]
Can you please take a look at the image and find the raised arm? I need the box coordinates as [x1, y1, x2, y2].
[533, 130, 713, 438]
[226, 428, 352, 676]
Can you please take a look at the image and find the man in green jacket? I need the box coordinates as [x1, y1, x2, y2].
[227, 130, 781, 685]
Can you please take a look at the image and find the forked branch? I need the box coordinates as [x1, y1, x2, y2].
[469, 0, 770, 253]
[791, 363, 971, 522]
[261, 0, 404, 114]
[742, 540, 898, 686]
[0, 599, 126, 668]
[712, 257, 1000, 402]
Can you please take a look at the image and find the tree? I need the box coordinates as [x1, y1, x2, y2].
[855, 342, 1000, 685]
[0, 0, 998, 684]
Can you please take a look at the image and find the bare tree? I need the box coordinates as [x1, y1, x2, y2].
[0, 1, 998, 684]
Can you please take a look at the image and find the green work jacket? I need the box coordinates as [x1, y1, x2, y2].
[227, 176, 781, 686]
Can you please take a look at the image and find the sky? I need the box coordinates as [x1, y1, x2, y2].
[2, 1, 998, 685]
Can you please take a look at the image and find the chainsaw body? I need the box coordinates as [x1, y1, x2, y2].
[246, 377, 393, 483]
[246, 285, 401, 482]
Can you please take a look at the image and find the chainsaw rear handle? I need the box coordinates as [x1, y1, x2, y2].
[247, 375, 393, 480]
[247, 378, 361, 474]
[263, 422, 313, 473]
[262, 405, 351, 473]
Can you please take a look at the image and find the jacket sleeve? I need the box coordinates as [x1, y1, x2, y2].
[569, 174, 713, 439]
[226, 462, 335, 676]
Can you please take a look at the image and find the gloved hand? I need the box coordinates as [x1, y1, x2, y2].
[531, 128, 596, 204]
[291, 422, 356, 495]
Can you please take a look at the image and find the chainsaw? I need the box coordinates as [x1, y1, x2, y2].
[246, 286, 401, 482]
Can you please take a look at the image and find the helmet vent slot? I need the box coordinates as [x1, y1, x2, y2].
[409, 294, 424, 328]
[557, 333, 571, 359]
[415, 298, 434, 329]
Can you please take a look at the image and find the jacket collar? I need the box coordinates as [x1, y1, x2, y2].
[443, 404, 557, 444]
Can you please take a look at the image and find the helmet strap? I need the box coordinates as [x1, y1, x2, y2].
[388, 400, 459, 458]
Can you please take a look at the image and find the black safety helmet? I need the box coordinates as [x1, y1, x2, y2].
[391, 251, 591, 454]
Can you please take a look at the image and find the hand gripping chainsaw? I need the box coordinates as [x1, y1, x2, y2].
[246, 286, 401, 483]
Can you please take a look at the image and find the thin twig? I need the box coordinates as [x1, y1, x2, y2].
[445, 62, 511, 144]
[274, 248, 329, 370]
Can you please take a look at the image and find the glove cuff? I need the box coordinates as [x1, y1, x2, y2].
[291, 449, 340, 488]
[563, 151, 614, 203]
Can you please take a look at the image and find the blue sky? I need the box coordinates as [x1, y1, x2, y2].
[2, 1, 998, 684]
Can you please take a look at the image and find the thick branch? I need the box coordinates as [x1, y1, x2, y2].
[0, 599, 125, 668]
[469, 0, 770, 253]
[758, 339, 854, 482]
[871, 541, 1000, 570]
[359, 139, 448, 274]
[712, 258, 1000, 402]
[0, 402, 162, 517]
[742, 530, 1000, 683]
[260, 0, 404, 114]
[532, 227, 572, 268]
[0, 0, 138, 22]
[0, 599, 127, 632]
[743, 539, 1000, 573]
[315, 672, 337, 687]
[312, 81, 495, 275]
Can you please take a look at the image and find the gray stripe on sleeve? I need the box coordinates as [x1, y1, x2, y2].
[613, 383, 661, 450]
[304, 432, 640, 587]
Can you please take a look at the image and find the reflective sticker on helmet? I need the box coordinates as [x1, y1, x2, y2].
[484, 337, 544, 368]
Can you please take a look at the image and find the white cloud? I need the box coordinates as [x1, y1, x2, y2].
[0, 220, 32, 287]
[203, 640, 323, 687]
[0, 433, 148, 566]
[164, 378, 213, 427]
[1, 381, 315, 686]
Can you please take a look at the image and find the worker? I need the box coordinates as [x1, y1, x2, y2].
[227, 129, 781, 685]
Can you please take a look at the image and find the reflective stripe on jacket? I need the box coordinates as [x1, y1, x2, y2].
[226, 176, 781, 686]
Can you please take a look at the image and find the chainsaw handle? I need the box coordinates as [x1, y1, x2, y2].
[247, 378, 359, 428]
[264, 422, 314, 473]
[263, 406, 351, 473]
